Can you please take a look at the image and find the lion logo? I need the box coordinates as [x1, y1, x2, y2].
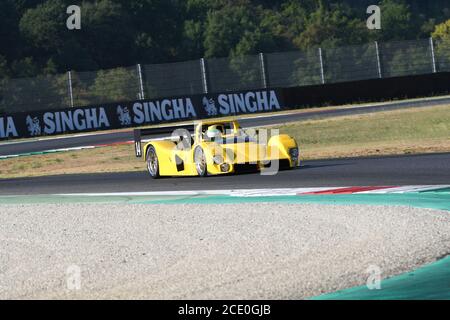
[202, 97, 217, 116]
[26, 116, 41, 136]
[117, 105, 132, 126]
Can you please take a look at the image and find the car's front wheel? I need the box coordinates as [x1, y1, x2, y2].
[194, 147, 208, 177]
[146, 145, 160, 178]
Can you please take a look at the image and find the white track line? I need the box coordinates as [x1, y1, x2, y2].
[55, 185, 449, 198]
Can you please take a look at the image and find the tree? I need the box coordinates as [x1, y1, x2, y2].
[79, 0, 136, 68]
[0, 55, 8, 113]
[270, 0, 312, 51]
[293, 2, 370, 50]
[19, 0, 96, 71]
[1, 0, 449, 80]
[203, 1, 277, 58]
[0, 0, 21, 61]
[181, 0, 212, 59]
[117, 0, 185, 63]
[377, 0, 412, 41]
[0, 55, 8, 79]
[432, 19, 450, 71]
[19, 0, 69, 51]
[90, 68, 139, 104]
[432, 19, 450, 44]
[19, 0, 137, 72]
[10, 57, 39, 77]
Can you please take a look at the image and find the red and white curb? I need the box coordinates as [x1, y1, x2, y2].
[230, 185, 450, 196]
[59, 185, 450, 198]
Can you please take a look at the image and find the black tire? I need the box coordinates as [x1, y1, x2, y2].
[194, 147, 208, 177]
[146, 145, 160, 178]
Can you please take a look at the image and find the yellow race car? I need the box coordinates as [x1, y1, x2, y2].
[134, 120, 299, 178]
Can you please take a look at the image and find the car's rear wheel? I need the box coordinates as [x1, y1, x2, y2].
[194, 147, 207, 177]
[146, 145, 160, 178]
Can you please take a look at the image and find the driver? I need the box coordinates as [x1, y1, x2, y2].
[205, 125, 223, 141]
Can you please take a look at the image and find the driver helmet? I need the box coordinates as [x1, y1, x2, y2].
[206, 125, 222, 139]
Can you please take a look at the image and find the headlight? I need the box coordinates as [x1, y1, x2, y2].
[220, 163, 230, 172]
[213, 155, 224, 164]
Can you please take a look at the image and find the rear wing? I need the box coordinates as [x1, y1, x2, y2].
[133, 124, 194, 157]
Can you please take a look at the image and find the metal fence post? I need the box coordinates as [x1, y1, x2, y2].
[375, 41, 383, 78]
[429, 37, 437, 73]
[318, 48, 325, 84]
[259, 53, 268, 88]
[137, 64, 145, 100]
[200, 58, 209, 94]
[67, 71, 74, 108]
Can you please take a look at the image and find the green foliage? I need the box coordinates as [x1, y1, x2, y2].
[19, 0, 68, 50]
[432, 19, 450, 44]
[381, 41, 434, 77]
[377, 0, 412, 41]
[0, 73, 68, 113]
[432, 19, 450, 72]
[204, 2, 259, 57]
[292, 3, 370, 50]
[10, 57, 39, 77]
[182, 19, 204, 59]
[322, 43, 379, 83]
[79, 0, 136, 68]
[0, 55, 8, 79]
[89, 68, 139, 104]
[0, 0, 449, 76]
[0, 0, 21, 60]
[290, 49, 323, 86]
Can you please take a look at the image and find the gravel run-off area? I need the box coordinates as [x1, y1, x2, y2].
[0, 203, 449, 299]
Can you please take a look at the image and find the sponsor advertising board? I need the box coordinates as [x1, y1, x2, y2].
[0, 89, 284, 140]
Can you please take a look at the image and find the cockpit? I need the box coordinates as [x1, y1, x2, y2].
[200, 122, 255, 143]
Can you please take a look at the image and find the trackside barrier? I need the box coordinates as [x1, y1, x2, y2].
[2, 71, 450, 141]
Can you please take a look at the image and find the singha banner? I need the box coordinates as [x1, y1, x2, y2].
[0, 89, 285, 140]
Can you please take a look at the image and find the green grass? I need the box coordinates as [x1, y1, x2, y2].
[277, 105, 450, 159]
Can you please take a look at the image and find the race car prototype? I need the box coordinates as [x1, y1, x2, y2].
[133, 120, 299, 178]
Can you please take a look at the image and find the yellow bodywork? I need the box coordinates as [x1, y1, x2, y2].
[142, 120, 299, 177]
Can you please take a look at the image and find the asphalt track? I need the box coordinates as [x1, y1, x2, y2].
[1, 153, 449, 195]
[1, 95, 450, 156]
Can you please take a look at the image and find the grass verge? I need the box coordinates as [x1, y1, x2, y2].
[279, 104, 450, 159]
[0, 104, 449, 179]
